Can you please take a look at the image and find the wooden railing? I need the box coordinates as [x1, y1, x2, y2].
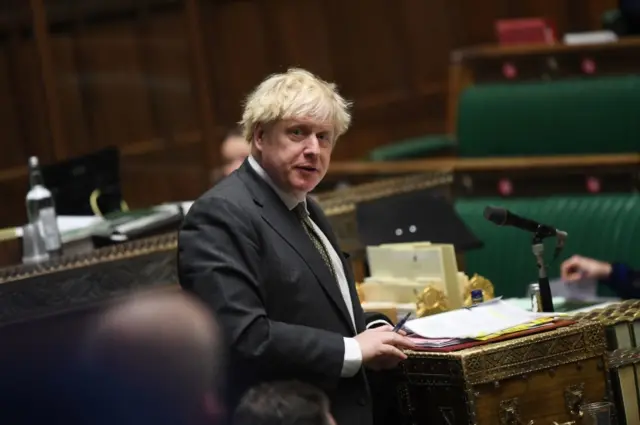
[323, 154, 640, 198]
[327, 153, 640, 176]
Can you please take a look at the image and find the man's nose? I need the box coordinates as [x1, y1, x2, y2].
[304, 135, 320, 155]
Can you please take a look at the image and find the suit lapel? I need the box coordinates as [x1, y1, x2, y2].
[237, 163, 356, 333]
[308, 201, 366, 333]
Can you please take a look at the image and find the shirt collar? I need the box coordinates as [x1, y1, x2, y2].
[247, 155, 307, 212]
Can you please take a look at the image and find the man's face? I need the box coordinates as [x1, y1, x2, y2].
[254, 118, 335, 198]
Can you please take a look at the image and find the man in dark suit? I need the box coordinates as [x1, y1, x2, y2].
[178, 68, 414, 425]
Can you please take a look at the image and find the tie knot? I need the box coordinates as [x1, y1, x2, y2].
[294, 203, 308, 220]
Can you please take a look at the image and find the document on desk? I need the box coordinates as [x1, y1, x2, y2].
[403, 299, 564, 339]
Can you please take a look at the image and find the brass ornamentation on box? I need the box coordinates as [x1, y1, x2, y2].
[415, 285, 449, 317]
[396, 321, 608, 425]
[571, 300, 640, 425]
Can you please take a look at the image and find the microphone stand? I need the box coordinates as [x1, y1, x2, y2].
[532, 226, 557, 313]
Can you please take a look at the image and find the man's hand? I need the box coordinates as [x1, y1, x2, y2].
[561, 255, 612, 281]
[354, 325, 416, 371]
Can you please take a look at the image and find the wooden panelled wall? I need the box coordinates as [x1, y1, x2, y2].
[0, 0, 617, 227]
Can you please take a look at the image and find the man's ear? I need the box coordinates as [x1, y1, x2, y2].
[253, 124, 265, 150]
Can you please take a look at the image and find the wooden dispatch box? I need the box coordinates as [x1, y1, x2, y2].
[395, 321, 608, 425]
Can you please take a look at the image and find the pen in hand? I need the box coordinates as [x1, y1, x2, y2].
[392, 312, 411, 333]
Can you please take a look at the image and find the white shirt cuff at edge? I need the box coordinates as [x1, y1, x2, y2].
[341, 337, 363, 377]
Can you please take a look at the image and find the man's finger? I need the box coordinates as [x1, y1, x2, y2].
[381, 333, 417, 349]
[379, 344, 408, 360]
[372, 325, 409, 336]
[371, 324, 394, 332]
[564, 272, 583, 282]
[561, 258, 578, 274]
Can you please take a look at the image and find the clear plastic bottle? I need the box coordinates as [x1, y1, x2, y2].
[25, 156, 62, 257]
[528, 283, 543, 312]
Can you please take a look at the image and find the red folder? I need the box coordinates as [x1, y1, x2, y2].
[496, 18, 558, 45]
[411, 319, 575, 352]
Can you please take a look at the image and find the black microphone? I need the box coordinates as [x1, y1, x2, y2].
[483, 206, 568, 313]
[483, 206, 567, 239]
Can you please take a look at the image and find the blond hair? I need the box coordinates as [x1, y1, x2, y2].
[240, 68, 352, 142]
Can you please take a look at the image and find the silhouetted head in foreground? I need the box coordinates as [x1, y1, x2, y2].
[233, 381, 336, 425]
[79, 290, 223, 425]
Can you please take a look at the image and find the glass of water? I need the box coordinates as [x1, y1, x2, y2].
[580, 402, 613, 425]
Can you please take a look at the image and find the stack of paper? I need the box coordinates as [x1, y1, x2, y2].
[402, 299, 566, 347]
[407, 336, 463, 348]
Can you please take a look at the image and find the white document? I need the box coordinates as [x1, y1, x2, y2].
[57, 216, 104, 234]
[548, 277, 598, 301]
[391, 248, 443, 278]
[403, 299, 563, 339]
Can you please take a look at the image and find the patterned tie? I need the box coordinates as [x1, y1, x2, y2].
[294, 203, 336, 277]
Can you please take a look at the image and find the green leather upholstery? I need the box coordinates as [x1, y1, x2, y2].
[456, 75, 640, 157]
[368, 135, 456, 161]
[455, 194, 640, 298]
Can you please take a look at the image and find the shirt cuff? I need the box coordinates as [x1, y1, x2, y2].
[341, 337, 363, 377]
[366, 319, 392, 329]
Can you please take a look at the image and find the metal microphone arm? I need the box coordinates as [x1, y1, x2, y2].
[553, 231, 567, 260]
[532, 228, 561, 313]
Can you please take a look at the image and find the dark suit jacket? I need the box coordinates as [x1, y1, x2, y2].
[601, 263, 640, 299]
[178, 161, 372, 425]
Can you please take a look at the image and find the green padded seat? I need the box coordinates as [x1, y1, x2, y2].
[368, 135, 456, 161]
[457, 75, 640, 157]
[455, 194, 640, 298]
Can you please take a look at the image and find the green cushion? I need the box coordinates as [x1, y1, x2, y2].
[368, 135, 455, 161]
[455, 194, 640, 298]
[457, 75, 640, 157]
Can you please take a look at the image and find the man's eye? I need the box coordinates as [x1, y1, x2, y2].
[291, 128, 303, 136]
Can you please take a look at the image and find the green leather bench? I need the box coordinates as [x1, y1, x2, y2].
[457, 75, 640, 157]
[454, 194, 640, 298]
[369, 75, 640, 160]
[368, 135, 456, 161]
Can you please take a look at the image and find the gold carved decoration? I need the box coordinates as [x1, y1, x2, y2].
[415, 285, 449, 317]
[571, 299, 640, 321]
[463, 273, 495, 306]
[405, 321, 606, 385]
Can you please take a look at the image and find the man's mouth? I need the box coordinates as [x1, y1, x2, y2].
[296, 165, 317, 172]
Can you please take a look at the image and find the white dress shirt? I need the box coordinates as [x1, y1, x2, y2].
[247, 156, 362, 377]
